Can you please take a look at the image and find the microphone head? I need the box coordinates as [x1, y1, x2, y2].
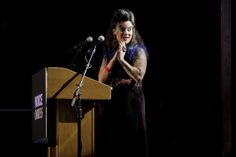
[98, 35, 105, 42]
[86, 36, 93, 43]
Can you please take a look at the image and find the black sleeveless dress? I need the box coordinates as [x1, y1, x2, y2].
[96, 44, 148, 157]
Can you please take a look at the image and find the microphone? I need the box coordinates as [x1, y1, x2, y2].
[73, 36, 93, 49]
[87, 35, 105, 53]
[69, 36, 93, 69]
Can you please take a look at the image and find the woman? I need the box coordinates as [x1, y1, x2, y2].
[97, 8, 149, 157]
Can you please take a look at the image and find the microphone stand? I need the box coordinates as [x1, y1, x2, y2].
[71, 46, 97, 157]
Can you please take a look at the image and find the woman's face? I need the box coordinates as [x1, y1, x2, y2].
[112, 21, 134, 44]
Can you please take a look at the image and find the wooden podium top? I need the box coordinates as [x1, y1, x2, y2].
[46, 67, 112, 100]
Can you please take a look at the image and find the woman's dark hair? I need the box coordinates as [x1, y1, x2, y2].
[104, 9, 144, 51]
[111, 9, 135, 28]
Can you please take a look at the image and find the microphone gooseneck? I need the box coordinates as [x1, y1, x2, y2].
[73, 36, 93, 49]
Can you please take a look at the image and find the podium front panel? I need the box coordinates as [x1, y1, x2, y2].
[32, 68, 47, 143]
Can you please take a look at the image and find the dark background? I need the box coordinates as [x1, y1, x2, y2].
[0, 1, 224, 156]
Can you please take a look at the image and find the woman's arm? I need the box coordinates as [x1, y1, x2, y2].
[118, 47, 147, 83]
[98, 51, 118, 83]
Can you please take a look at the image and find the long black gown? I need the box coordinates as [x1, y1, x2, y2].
[96, 44, 148, 157]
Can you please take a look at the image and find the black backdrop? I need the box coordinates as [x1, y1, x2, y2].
[0, 1, 222, 156]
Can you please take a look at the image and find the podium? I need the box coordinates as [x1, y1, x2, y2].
[32, 67, 112, 157]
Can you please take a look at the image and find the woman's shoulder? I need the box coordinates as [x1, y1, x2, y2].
[129, 43, 148, 56]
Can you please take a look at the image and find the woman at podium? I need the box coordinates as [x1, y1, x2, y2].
[97, 8, 149, 157]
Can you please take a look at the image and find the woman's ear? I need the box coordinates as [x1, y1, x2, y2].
[112, 28, 116, 36]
